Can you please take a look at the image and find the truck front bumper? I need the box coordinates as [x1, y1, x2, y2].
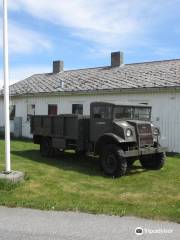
[123, 146, 168, 158]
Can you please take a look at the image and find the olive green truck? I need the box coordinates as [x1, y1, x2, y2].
[30, 102, 167, 177]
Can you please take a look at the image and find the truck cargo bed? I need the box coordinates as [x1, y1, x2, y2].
[31, 114, 90, 151]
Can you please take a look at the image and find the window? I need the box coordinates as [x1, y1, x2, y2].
[27, 104, 35, 121]
[114, 106, 133, 119]
[92, 106, 112, 119]
[113, 106, 151, 120]
[72, 104, 83, 114]
[134, 107, 151, 120]
[10, 105, 16, 120]
[48, 104, 57, 116]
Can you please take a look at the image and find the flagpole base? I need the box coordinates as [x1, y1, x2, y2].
[0, 171, 24, 183]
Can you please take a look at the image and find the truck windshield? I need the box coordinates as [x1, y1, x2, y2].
[113, 106, 151, 120]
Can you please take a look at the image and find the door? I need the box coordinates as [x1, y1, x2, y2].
[90, 104, 112, 142]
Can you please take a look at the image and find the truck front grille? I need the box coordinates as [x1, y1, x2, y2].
[137, 123, 153, 147]
[138, 124, 152, 134]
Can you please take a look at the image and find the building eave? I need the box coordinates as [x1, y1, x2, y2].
[0, 86, 180, 99]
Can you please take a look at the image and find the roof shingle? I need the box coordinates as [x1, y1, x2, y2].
[1, 59, 180, 96]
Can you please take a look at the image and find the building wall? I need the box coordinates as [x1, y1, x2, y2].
[0, 90, 179, 152]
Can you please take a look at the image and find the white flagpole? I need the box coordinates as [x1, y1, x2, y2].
[3, 0, 11, 173]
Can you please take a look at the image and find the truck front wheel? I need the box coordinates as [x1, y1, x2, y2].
[139, 152, 166, 170]
[100, 145, 127, 177]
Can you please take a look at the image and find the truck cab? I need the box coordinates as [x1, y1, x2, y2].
[90, 102, 154, 149]
[89, 102, 166, 176]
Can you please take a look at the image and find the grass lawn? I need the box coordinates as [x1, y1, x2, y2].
[0, 138, 180, 222]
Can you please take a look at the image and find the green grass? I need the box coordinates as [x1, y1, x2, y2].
[0, 139, 180, 222]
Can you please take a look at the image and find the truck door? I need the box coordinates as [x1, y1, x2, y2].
[90, 104, 113, 142]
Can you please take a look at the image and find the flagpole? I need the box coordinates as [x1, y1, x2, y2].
[3, 0, 11, 173]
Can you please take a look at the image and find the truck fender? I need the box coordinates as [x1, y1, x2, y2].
[94, 133, 125, 155]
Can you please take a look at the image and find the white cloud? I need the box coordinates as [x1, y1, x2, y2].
[0, 65, 51, 89]
[8, 0, 179, 51]
[5, 0, 148, 47]
[9, 22, 52, 54]
[0, 18, 52, 54]
[0, 0, 178, 65]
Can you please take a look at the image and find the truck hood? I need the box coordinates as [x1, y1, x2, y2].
[113, 120, 132, 128]
[127, 120, 151, 125]
[113, 119, 150, 127]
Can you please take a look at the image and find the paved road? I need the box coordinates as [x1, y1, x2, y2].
[0, 207, 179, 240]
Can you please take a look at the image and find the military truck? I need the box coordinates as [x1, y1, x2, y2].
[30, 102, 167, 177]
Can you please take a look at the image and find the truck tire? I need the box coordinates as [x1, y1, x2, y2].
[100, 145, 127, 177]
[139, 152, 166, 170]
[40, 138, 54, 157]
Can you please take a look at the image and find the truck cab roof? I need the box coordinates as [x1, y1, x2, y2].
[90, 101, 151, 108]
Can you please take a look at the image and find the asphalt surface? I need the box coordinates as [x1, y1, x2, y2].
[0, 207, 179, 240]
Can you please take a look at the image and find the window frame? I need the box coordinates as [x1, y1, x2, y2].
[27, 104, 36, 121]
[10, 105, 16, 120]
[48, 104, 58, 116]
[92, 105, 112, 119]
[72, 104, 83, 115]
[113, 106, 151, 120]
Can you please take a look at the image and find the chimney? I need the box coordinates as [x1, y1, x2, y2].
[111, 51, 124, 67]
[53, 60, 64, 73]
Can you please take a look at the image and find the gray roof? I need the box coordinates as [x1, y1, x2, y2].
[1, 59, 180, 96]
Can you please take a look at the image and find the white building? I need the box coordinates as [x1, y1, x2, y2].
[0, 52, 180, 152]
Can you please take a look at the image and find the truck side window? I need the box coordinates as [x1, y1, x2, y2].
[92, 106, 112, 119]
[94, 113, 101, 118]
[114, 107, 133, 119]
[93, 106, 101, 118]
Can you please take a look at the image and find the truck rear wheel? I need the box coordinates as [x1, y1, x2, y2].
[139, 152, 166, 170]
[100, 145, 127, 177]
[40, 138, 54, 157]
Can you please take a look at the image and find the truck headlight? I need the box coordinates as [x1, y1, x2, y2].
[126, 129, 133, 137]
[153, 128, 159, 135]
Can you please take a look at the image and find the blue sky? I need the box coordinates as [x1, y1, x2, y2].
[0, 0, 180, 87]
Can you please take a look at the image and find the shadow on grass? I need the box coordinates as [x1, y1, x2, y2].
[166, 152, 180, 157]
[12, 149, 102, 177]
[11, 149, 148, 177]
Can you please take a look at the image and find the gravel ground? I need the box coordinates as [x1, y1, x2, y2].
[0, 207, 179, 240]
